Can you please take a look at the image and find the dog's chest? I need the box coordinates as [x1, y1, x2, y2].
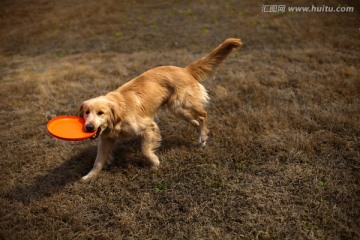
[112, 120, 140, 140]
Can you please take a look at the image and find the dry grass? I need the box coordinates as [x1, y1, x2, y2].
[1, 0, 359, 239]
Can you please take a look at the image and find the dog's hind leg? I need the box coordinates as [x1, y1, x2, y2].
[174, 107, 209, 147]
[193, 109, 209, 147]
[141, 121, 162, 169]
[197, 114, 209, 147]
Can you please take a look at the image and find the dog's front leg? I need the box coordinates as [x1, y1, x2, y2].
[81, 137, 114, 182]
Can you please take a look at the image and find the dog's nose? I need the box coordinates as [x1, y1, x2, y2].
[85, 124, 95, 132]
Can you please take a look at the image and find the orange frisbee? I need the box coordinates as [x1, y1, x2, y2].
[47, 116, 96, 141]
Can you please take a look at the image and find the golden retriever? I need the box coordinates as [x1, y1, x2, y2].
[79, 38, 242, 181]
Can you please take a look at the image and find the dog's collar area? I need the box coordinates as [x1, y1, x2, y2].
[90, 128, 101, 140]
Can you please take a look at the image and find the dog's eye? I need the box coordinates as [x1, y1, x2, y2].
[85, 111, 90, 115]
[97, 111, 104, 116]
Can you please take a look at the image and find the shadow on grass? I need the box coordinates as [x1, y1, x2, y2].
[160, 136, 197, 150]
[110, 137, 197, 169]
[6, 137, 195, 204]
[6, 145, 97, 204]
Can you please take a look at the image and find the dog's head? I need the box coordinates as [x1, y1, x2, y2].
[79, 96, 119, 139]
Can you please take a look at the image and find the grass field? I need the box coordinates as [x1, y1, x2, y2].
[1, 0, 359, 239]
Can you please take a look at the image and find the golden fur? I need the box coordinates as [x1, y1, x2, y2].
[79, 38, 242, 181]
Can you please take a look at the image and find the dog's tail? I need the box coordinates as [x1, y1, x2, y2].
[186, 38, 242, 81]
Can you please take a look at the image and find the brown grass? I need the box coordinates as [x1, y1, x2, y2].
[1, 0, 359, 239]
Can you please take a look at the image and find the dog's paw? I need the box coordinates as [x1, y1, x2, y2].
[150, 163, 159, 171]
[151, 167, 158, 172]
[199, 140, 207, 147]
[81, 174, 95, 182]
[198, 138, 207, 147]
[80, 176, 90, 182]
[198, 135, 208, 148]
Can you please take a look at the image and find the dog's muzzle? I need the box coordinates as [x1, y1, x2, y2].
[90, 127, 101, 139]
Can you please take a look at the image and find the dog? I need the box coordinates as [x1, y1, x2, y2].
[79, 38, 242, 181]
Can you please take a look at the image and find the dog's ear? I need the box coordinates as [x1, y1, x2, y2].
[78, 103, 84, 118]
[108, 102, 122, 131]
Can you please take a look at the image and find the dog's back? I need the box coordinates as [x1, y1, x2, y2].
[116, 38, 243, 117]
